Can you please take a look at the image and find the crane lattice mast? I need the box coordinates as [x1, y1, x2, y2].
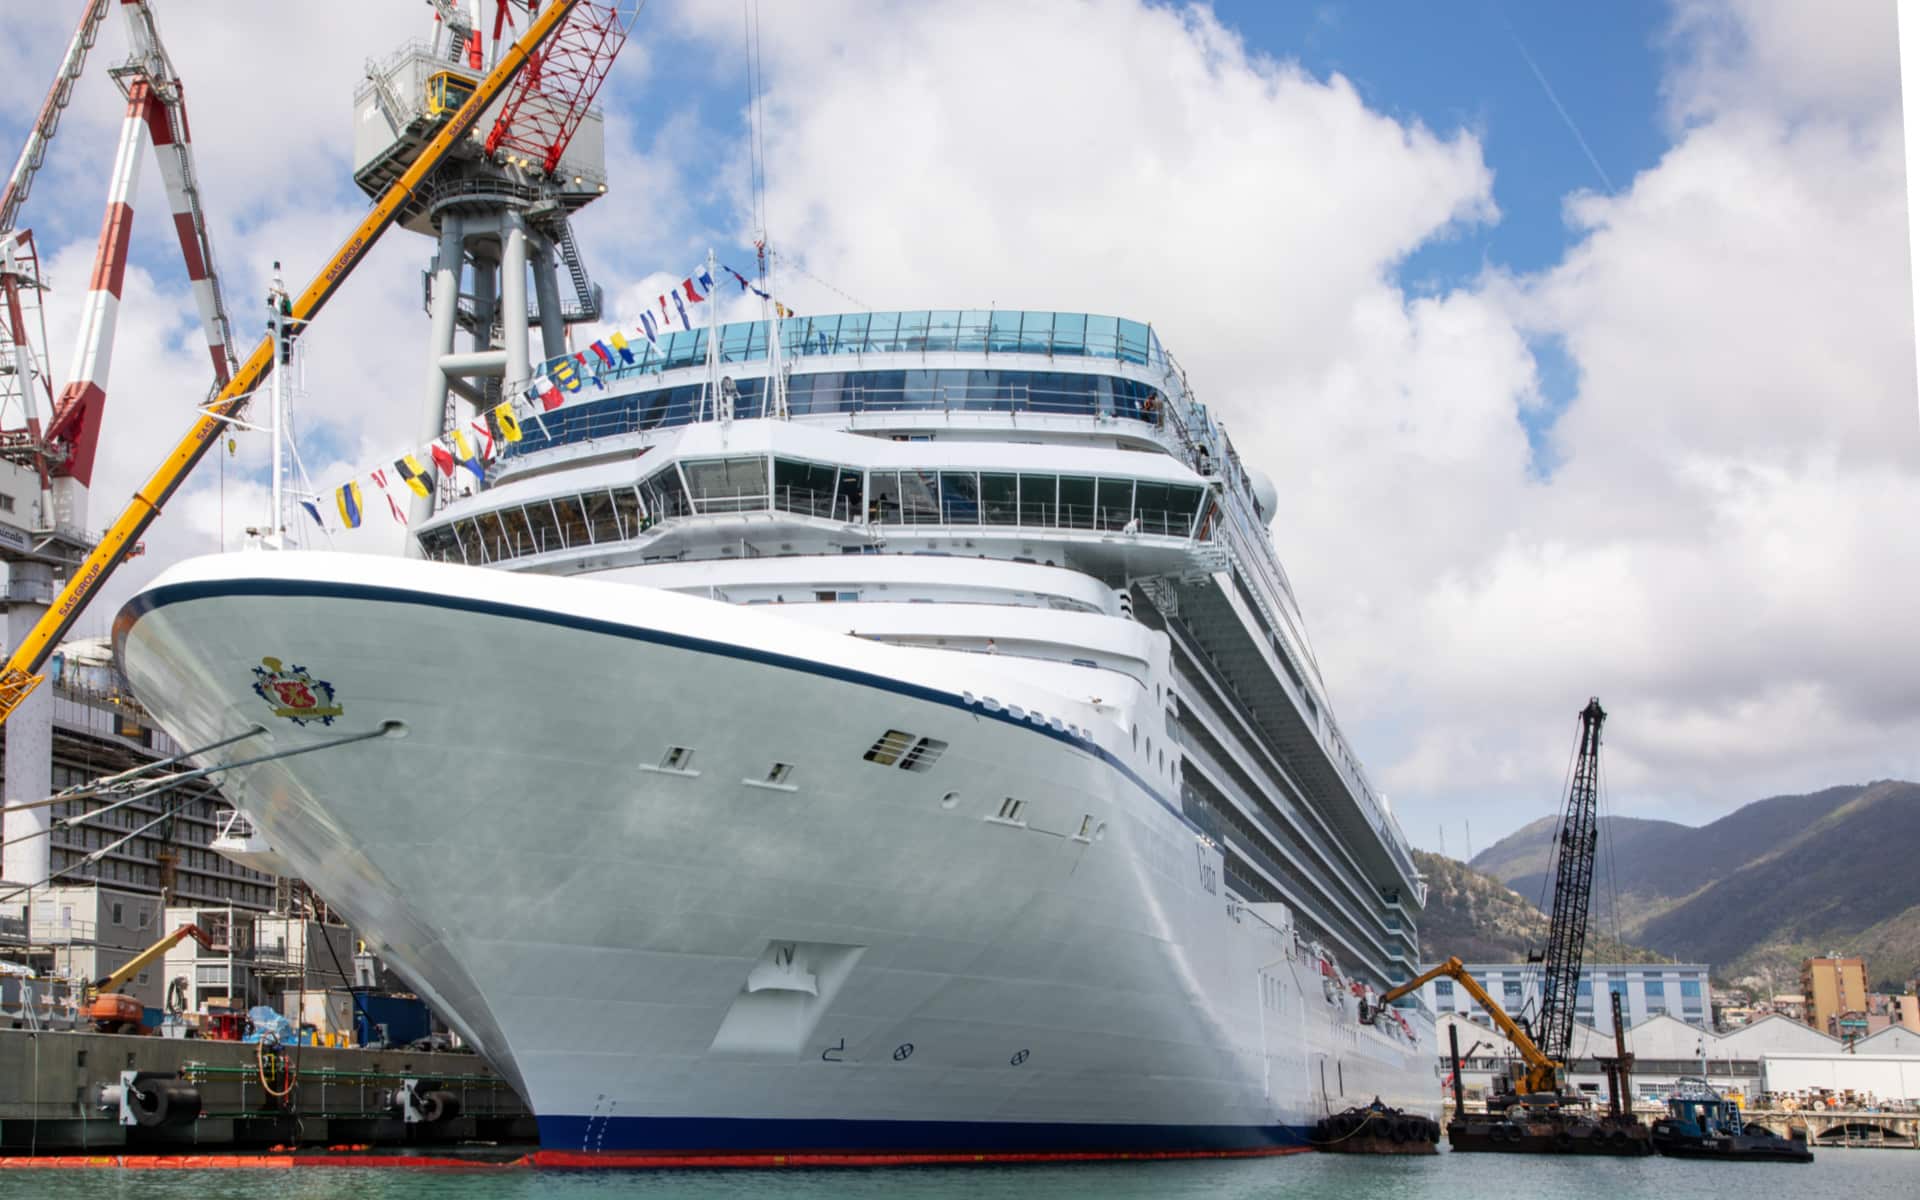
[1535, 697, 1606, 1070]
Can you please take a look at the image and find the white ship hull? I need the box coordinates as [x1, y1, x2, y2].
[116, 551, 1434, 1159]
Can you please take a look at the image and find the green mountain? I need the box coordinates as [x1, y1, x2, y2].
[1469, 781, 1920, 989]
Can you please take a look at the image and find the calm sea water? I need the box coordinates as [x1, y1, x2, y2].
[1, 1149, 1915, 1200]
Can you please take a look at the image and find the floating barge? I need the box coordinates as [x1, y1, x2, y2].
[0, 1027, 532, 1152]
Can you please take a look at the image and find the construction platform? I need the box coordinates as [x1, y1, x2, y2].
[0, 1026, 533, 1152]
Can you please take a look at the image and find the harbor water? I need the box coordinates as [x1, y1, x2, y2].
[3, 1150, 1916, 1199]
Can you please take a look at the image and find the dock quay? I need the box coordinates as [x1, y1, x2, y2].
[0, 1027, 533, 1153]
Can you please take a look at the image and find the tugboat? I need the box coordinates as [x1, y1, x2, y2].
[1310, 1097, 1440, 1154]
[1650, 1077, 1813, 1163]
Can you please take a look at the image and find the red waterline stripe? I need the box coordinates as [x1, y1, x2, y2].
[0, 1154, 530, 1170]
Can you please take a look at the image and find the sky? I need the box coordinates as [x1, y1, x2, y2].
[0, 0, 1914, 855]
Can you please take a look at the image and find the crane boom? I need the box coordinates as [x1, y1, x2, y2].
[93, 922, 211, 995]
[0, 0, 111, 236]
[1374, 956, 1562, 1093]
[0, 0, 584, 725]
[1536, 698, 1605, 1069]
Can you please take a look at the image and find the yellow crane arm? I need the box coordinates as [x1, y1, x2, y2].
[94, 922, 210, 995]
[0, 0, 584, 726]
[1375, 955, 1559, 1077]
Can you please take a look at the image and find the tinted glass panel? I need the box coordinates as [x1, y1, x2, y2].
[900, 468, 940, 523]
[834, 312, 867, 352]
[925, 311, 959, 353]
[865, 311, 900, 352]
[869, 470, 903, 523]
[1117, 318, 1150, 364]
[1018, 311, 1052, 354]
[1052, 312, 1087, 357]
[551, 495, 590, 547]
[774, 458, 841, 517]
[582, 490, 621, 544]
[683, 456, 768, 513]
[980, 472, 1018, 524]
[1058, 475, 1095, 529]
[611, 487, 641, 538]
[939, 471, 978, 522]
[989, 310, 1022, 352]
[1019, 474, 1056, 525]
[720, 321, 752, 363]
[958, 310, 991, 351]
[1085, 314, 1118, 357]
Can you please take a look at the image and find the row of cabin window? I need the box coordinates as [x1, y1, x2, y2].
[418, 459, 1209, 564]
[509, 368, 1167, 456]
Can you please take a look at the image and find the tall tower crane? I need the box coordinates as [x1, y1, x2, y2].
[1366, 698, 1609, 1104]
[0, 2, 596, 730]
[353, 0, 639, 527]
[1, 0, 241, 542]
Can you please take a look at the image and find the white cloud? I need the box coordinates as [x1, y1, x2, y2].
[3, 0, 1912, 850]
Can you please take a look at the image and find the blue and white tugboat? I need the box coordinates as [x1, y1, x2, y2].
[1650, 1077, 1813, 1163]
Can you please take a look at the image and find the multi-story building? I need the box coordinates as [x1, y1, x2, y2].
[0, 883, 171, 1009]
[1419, 961, 1714, 1031]
[0, 638, 275, 911]
[1802, 955, 1869, 1040]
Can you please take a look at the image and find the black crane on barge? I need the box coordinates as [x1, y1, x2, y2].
[1366, 698, 1652, 1154]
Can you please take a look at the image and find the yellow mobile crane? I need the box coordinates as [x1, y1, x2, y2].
[1369, 956, 1567, 1101]
[0, 0, 584, 725]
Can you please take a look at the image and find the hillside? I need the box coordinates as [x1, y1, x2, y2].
[1470, 781, 1920, 988]
[1412, 849, 1663, 965]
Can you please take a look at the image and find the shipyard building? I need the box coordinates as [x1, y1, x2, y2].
[1419, 960, 1713, 1031]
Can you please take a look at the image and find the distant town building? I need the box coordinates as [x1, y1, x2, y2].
[1418, 961, 1713, 1032]
[1893, 994, 1920, 1034]
[1802, 955, 1869, 1040]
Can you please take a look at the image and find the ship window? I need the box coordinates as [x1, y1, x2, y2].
[660, 746, 695, 771]
[997, 797, 1026, 822]
[684, 456, 769, 514]
[552, 494, 591, 547]
[765, 762, 794, 785]
[513, 501, 555, 553]
[939, 472, 979, 523]
[900, 737, 947, 772]
[1058, 476, 1096, 529]
[900, 469, 939, 523]
[611, 487, 642, 538]
[1018, 474, 1056, 526]
[581, 490, 621, 544]
[864, 730, 915, 766]
[774, 458, 841, 519]
[980, 473, 1018, 524]
[868, 471, 903, 523]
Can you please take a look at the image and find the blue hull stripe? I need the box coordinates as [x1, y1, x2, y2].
[538, 1114, 1312, 1155]
[116, 575, 1198, 833]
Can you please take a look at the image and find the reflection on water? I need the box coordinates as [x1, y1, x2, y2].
[4, 1150, 1916, 1200]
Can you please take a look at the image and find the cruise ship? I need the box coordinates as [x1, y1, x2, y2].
[113, 308, 1436, 1161]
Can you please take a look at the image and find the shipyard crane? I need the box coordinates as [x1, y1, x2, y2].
[1365, 698, 1609, 1105]
[84, 921, 212, 1034]
[0, 0, 593, 725]
[1, 0, 242, 541]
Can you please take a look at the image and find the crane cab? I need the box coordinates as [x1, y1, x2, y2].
[424, 71, 477, 119]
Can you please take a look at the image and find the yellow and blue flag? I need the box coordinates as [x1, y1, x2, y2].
[336, 481, 363, 529]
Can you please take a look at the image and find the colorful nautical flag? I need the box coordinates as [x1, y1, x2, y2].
[370, 468, 390, 491]
[697, 268, 714, 293]
[335, 481, 363, 529]
[394, 453, 432, 498]
[609, 330, 634, 364]
[658, 295, 671, 327]
[537, 379, 564, 410]
[386, 492, 407, 525]
[300, 499, 325, 529]
[590, 340, 614, 368]
[724, 265, 752, 292]
[682, 275, 705, 303]
[639, 311, 658, 345]
[488, 401, 522, 444]
[553, 358, 581, 392]
[429, 441, 456, 477]
[672, 291, 690, 330]
[451, 427, 486, 483]
[469, 417, 495, 461]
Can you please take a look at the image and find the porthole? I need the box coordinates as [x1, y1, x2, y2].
[940, 792, 960, 810]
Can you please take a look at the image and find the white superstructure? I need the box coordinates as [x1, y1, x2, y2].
[115, 309, 1435, 1160]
